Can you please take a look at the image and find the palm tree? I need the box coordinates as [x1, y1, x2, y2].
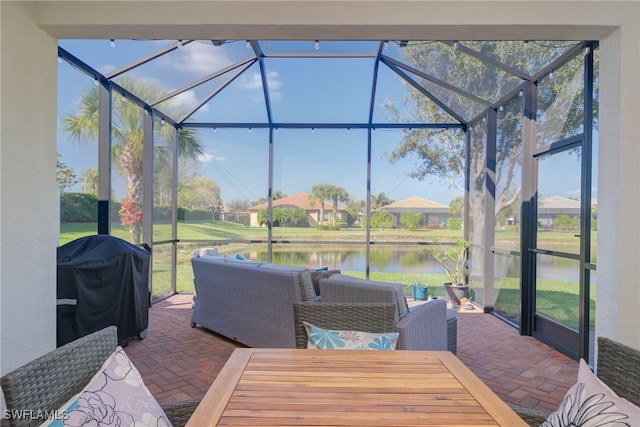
[371, 192, 394, 209]
[62, 76, 203, 242]
[310, 184, 332, 225]
[327, 185, 350, 226]
[81, 168, 99, 195]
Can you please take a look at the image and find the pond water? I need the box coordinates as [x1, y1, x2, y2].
[247, 248, 446, 274]
[247, 247, 583, 282]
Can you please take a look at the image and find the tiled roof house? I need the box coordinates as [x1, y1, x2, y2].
[379, 196, 451, 228]
[248, 192, 347, 227]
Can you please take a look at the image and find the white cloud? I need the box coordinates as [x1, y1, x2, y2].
[266, 71, 283, 91]
[237, 71, 283, 101]
[238, 72, 263, 90]
[197, 151, 224, 163]
[98, 64, 116, 74]
[238, 71, 282, 91]
[172, 90, 210, 114]
[161, 42, 234, 76]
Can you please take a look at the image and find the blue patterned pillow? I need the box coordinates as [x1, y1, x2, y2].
[303, 321, 398, 350]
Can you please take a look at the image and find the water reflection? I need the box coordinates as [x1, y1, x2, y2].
[247, 247, 445, 273]
[245, 246, 584, 280]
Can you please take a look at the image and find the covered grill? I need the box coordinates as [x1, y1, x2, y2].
[56, 234, 150, 347]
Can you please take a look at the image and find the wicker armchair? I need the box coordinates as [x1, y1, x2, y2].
[1, 326, 200, 427]
[512, 336, 640, 426]
[293, 302, 397, 348]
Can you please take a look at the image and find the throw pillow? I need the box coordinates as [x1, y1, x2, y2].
[192, 247, 219, 258]
[303, 321, 399, 350]
[541, 359, 640, 427]
[310, 269, 341, 296]
[40, 347, 172, 427]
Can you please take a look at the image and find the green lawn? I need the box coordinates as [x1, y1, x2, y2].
[492, 276, 596, 330]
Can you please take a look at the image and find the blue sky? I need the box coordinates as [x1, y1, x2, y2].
[57, 39, 465, 206]
[57, 39, 592, 206]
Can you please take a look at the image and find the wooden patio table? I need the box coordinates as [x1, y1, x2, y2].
[186, 348, 527, 427]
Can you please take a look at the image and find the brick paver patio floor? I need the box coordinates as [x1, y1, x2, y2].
[124, 293, 578, 414]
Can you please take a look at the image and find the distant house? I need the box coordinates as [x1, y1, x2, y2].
[538, 195, 581, 230]
[248, 192, 348, 227]
[221, 208, 250, 225]
[379, 196, 450, 228]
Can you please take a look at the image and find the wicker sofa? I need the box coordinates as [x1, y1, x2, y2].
[191, 257, 450, 352]
[191, 256, 315, 348]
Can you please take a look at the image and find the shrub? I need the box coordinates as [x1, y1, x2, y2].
[259, 207, 309, 227]
[371, 210, 393, 229]
[153, 205, 172, 222]
[448, 217, 462, 230]
[60, 192, 98, 222]
[178, 207, 213, 221]
[400, 212, 424, 230]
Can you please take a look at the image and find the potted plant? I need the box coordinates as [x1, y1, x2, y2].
[429, 238, 470, 304]
[410, 283, 429, 301]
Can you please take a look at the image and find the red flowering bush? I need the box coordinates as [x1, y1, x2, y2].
[119, 198, 142, 242]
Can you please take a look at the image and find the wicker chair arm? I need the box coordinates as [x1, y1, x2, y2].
[1, 326, 118, 427]
[395, 299, 447, 350]
[597, 336, 640, 407]
[161, 398, 202, 427]
[509, 404, 550, 426]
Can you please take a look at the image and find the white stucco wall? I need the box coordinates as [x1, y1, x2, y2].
[1, 0, 639, 411]
[598, 21, 640, 345]
[0, 0, 58, 405]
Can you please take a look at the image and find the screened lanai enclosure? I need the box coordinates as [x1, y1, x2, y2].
[57, 39, 598, 361]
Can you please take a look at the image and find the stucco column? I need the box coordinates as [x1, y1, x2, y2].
[596, 24, 640, 347]
[0, 0, 58, 394]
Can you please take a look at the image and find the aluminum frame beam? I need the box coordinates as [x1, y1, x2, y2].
[531, 42, 590, 82]
[177, 60, 254, 124]
[263, 52, 378, 58]
[181, 122, 465, 130]
[97, 80, 112, 235]
[439, 40, 533, 81]
[381, 57, 467, 125]
[252, 41, 274, 124]
[381, 55, 493, 108]
[149, 56, 257, 107]
[105, 40, 196, 80]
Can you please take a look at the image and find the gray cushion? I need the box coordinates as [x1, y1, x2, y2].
[323, 274, 409, 319]
[258, 263, 316, 301]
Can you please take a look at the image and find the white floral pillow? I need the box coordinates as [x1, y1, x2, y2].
[303, 321, 399, 350]
[41, 346, 172, 427]
[542, 359, 640, 427]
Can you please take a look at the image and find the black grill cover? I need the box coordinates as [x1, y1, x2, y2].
[57, 234, 150, 347]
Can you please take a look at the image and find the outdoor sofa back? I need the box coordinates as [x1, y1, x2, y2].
[191, 256, 304, 348]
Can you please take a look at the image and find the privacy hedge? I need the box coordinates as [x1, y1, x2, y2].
[60, 193, 215, 223]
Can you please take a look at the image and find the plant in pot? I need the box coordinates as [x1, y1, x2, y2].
[410, 282, 430, 301]
[429, 238, 470, 305]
